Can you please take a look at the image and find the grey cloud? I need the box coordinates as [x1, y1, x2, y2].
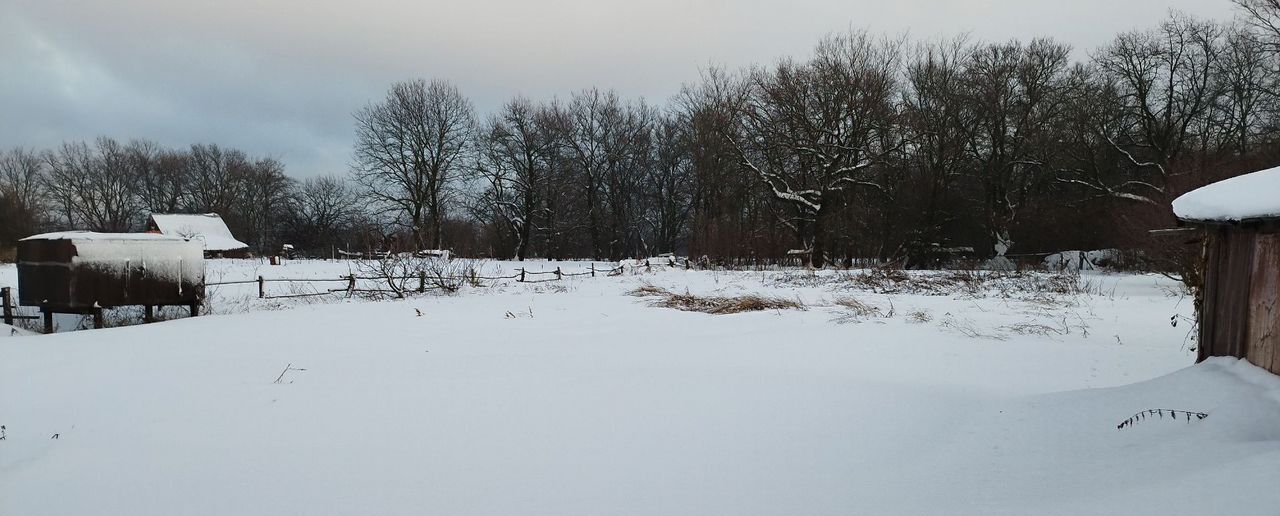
[0, 0, 1237, 176]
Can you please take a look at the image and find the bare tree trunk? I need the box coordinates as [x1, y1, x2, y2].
[810, 203, 829, 268]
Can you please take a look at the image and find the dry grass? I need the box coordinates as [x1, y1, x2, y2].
[628, 284, 671, 297]
[1000, 321, 1066, 336]
[939, 314, 1008, 340]
[905, 309, 933, 324]
[771, 267, 1085, 299]
[628, 285, 805, 315]
[830, 295, 887, 324]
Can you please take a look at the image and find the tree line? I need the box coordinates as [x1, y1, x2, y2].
[0, 140, 364, 256]
[5, 2, 1280, 267]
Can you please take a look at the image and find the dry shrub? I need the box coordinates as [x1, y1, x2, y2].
[628, 285, 804, 315]
[531, 283, 570, 294]
[906, 309, 933, 324]
[830, 296, 887, 324]
[358, 255, 486, 297]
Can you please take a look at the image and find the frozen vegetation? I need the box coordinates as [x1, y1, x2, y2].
[1, 259, 1278, 515]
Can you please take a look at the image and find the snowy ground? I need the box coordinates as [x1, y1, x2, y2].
[2, 259, 1279, 515]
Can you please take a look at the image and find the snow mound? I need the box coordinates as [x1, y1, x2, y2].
[0, 323, 34, 337]
[1172, 166, 1280, 222]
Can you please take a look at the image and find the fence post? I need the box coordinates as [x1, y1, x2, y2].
[257, 276, 265, 299]
[43, 309, 53, 334]
[1, 287, 12, 326]
[519, 268, 526, 282]
[418, 271, 426, 293]
[346, 274, 356, 295]
[555, 267, 562, 280]
[590, 264, 595, 277]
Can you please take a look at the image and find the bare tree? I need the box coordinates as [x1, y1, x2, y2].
[642, 113, 695, 254]
[901, 36, 974, 261]
[1212, 25, 1275, 154]
[475, 97, 558, 260]
[238, 157, 294, 252]
[732, 31, 905, 267]
[1234, 0, 1280, 54]
[1066, 14, 1224, 205]
[352, 78, 476, 250]
[603, 99, 655, 259]
[0, 148, 48, 243]
[563, 88, 618, 259]
[536, 104, 578, 259]
[962, 38, 1071, 258]
[292, 175, 358, 255]
[187, 143, 247, 215]
[676, 67, 763, 261]
[43, 138, 142, 232]
[131, 141, 190, 214]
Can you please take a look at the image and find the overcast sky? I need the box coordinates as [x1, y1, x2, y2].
[1, 0, 1237, 177]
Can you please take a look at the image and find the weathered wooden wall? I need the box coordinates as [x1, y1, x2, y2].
[1199, 226, 1280, 375]
[1247, 233, 1280, 373]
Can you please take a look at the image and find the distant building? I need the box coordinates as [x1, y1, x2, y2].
[146, 213, 250, 258]
[1173, 166, 1280, 375]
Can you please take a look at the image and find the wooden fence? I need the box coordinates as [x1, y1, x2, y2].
[202, 261, 680, 300]
[1, 259, 688, 328]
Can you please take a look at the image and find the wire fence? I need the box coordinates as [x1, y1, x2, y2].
[202, 260, 685, 300]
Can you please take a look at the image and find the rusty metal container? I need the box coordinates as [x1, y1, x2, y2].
[17, 232, 205, 310]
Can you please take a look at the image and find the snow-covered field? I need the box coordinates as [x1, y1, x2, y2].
[3, 259, 1279, 515]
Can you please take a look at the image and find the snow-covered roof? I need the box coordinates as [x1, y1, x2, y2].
[148, 213, 249, 251]
[1172, 166, 1280, 223]
[22, 231, 189, 242]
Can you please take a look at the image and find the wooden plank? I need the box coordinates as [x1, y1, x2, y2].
[1204, 229, 1256, 360]
[1199, 231, 1221, 361]
[1, 287, 12, 326]
[1248, 233, 1280, 374]
[1225, 231, 1257, 359]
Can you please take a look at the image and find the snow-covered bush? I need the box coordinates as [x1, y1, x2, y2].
[357, 255, 486, 297]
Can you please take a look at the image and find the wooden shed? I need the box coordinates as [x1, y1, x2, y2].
[1173, 166, 1280, 374]
[17, 232, 205, 331]
[146, 213, 250, 258]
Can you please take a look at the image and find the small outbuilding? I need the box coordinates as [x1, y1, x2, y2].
[1173, 166, 1280, 374]
[147, 213, 250, 258]
[17, 232, 205, 331]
